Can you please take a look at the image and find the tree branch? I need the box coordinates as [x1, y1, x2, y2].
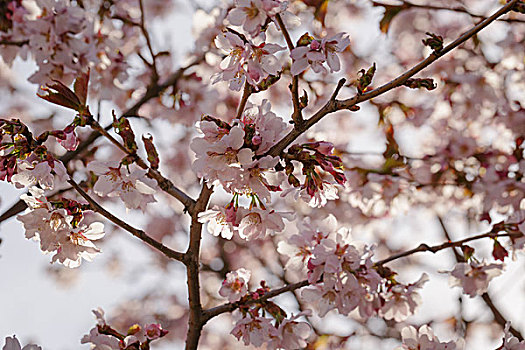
[67, 179, 185, 262]
[184, 182, 214, 350]
[202, 224, 521, 322]
[275, 13, 303, 125]
[372, 0, 525, 24]
[265, 0, 520, 157]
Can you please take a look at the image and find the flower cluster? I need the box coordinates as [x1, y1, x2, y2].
[282, 141, 347, 208]
[218, 273, 311, 349]
[17, 188, 105, 268]
[198, 202, 292, 241]
[88, 161, 157, 212]
[227, 0, 289, 36]
[81, 308, 168, 350]
[396, 325, 464, 350]
[213, 31, 285, 91]
[0, 0, 132, 96]
[193, 100, 295, 240]
[279, 215, 427, 321]
[0, 119, 68, 189]
[191, 101, 287, 190]
[290, 33, 350, 75]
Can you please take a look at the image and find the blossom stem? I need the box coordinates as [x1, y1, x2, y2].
[236, 83, 252, 120]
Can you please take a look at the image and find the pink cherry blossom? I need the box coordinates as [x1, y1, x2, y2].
[88, 161, 157, 212]
[231, 316, 278, 347]
[396, 325, 464, 350]
[227, 0, 288, 36]
[212, 32, 284, 90]
[290, 33, 350, 75]
[499, 322, 525, 350]
[219, 268, 252, 302]
[269, 311, 312, 349]
[81, 309, 121, 350]
[11, 156, 67, 190]
[2, 336, 41, 350]
[380, 273, 428, 322]
[446, 261, 504, 297]
[198, 205, 240, 239]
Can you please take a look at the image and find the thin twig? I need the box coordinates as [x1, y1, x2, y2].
[0, 39, 29, 46]
[275, 13, 303, 125]
[372, 0, 525, 24]
[67, 179, 186, 262]
[138, 0, 159, 81]
[265, 0, 520, 157]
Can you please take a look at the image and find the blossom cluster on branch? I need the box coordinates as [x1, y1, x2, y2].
[0, 0, 525, 349]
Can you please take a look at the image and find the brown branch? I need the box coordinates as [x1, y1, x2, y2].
[0, 56, 204, 224]
[374, 231, 517, 266]
[236, 83, 252, 120]
[0, 39, 29, 46]
[201, 221, 520, 324]
[184, 182, 214, 350]
[265, 0, 520, 157]
[138, 0, 159, 81]
[438, 217, 524, 341]
[372, 0, 525, 24]
[67, 179, 186, 262]
[275, 13, 303, 126]
[201, 279, 310, 322]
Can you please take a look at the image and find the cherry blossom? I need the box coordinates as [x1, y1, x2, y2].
[231, 316, 278, 348]
[380, 273, 428, 322]
[219, 268, 252, 302]
[290, 33, 350, 75]
[1, 336, 41, 350]
[198, 205, 240, 240]
[268, 312, 312, 349]
[11, 155, 67, 190]
[88, 161, 157, 212]
[212, 31, 284, 91]
[445, 261, 504, 297]
[396, 325, 464, 350]
[237, 207, 291, 240]
[227, 0, 288, 36]
[17, 188, 105, 268]
[499, 322, 525, 350]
